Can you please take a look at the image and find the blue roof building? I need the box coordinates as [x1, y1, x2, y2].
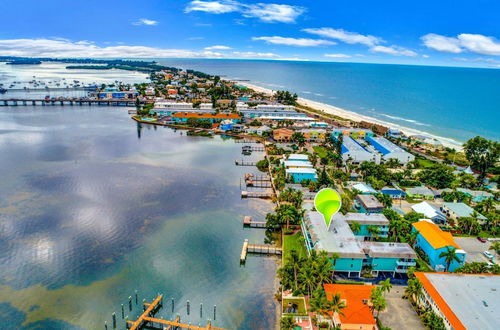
[366, 137, 415, 165]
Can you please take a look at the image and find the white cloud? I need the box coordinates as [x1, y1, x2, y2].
[370, 45, 418, 57]
[252, 36, 335, 47]
[243, 4, 305, 23]
[185, 1, 239, 14]
[232, 51, 280, 58]
[0, 38, 225, 58]
[422, 54, 430, 58]
[185, 1, 305, 23]
[204, 45, 231, 50]
[457, 33, 500, 56]
[132, 18, 158, 26]
[303, 28, 382, 46]
[324, 53, 351, 58]
[421, 33, 462, 53]
[421, 33, 500, 56]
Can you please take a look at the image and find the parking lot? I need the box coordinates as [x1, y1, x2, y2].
[455, 237, 500, 264]
[378, 287, 424, 330]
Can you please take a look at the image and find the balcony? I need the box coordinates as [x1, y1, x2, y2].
[396, 260, 417, 266]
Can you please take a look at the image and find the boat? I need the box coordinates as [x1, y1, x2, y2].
[0, 88, 7, 94]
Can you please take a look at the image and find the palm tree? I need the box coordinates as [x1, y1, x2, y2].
[280, 316, 295, 330]
[286, 250, 302, 291]
[349, 221, 361, 234]
[299, 264, 316, 297]
[329, 292, 346, 327]
[404, 278, 423, 305]
[439, 247, 461, 272]
[367, 225, 380, 240]
[378, 278, 392, 295]
[489, 242, 500, 256]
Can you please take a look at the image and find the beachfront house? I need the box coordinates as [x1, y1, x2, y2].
[411, 201, 447, 224]
[366, 136, 415, 165]
[245, 125, 271, 135]
[441, 202, 487, 223]
[456, 188, 494, 203]
[299, 129, 326, 142]
[336, 136, 376, 164]
[380, 186, 406, 199]
[412, 220, 466, 272]
[309, 121, 329, 128]
[332, 128, 374, 139]
[406, 186, 435, 200]
[355, 194, 384, 213]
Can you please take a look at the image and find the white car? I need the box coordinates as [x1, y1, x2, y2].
[483, 251, 494, 260]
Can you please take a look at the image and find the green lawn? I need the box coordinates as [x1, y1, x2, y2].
[282, 298, 307, 316]
[283, 231, 307, 263]
[313, 145, 328, 158]
[415, 158, 435, 168]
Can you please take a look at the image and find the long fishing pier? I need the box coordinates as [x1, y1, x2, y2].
[240, 239, 282, 263]
[0, 98, 142, 107]
[241, 191, 274, 199]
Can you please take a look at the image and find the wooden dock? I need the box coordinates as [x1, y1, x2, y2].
[240, 240, 282, 263]
[243, 216, 267, 228]
[242, 145, 265, 152]
[241, 191, 274, 199]
[235, 160, 257, 166]
[244, 173, 271, 181]
[126, 295, 226, 330]
[234, 139, 260, 144]
[245, 180, 272, 188]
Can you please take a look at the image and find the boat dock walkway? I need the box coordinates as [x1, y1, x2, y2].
[234, 139, 260, 144]
[244, 173, 271, 181]
[235, 160, 257, 166]
[126, 295, 226, 330]
[243, 216, 267, 228]
[241, 191, 274, 199]
[242, 145, 265, 152]
[240, 239, 282, 263]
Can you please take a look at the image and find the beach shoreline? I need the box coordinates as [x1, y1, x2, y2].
[237, 81, 463, 150]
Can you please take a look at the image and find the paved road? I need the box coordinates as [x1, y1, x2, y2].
[378, 287, 424, 330]
[455, 237, 500, 264]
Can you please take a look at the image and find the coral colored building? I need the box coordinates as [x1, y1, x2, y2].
[323, 284, 377, 330]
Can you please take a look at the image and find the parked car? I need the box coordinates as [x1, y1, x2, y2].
[477, 237, 487, 243]
[483, 251, 494, 259]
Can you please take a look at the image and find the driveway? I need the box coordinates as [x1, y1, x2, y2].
[378, 287, 424, 330]
[455, 237, 500, 264]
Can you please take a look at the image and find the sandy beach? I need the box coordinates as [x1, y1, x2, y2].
[238, 81, 463, 150]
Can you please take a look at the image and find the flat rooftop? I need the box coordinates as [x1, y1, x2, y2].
[362, 241, 417, 259]
[341, 136, 372, 154]
[357, 194, 383, 209]
[342, 213, 389, 226]
[306, 211, 365, 258]
[284, 160, 313, 168]
[418, 273, 500, 330]
[286, 168, 317, 174]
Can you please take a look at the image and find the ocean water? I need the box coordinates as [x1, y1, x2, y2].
[0, 105, 278, 329]
[156, 59, 500, 144]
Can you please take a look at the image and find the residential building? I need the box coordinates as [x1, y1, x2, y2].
[380, 186, 406, 199]
[414, 272, 500, 330]
[351, 182, 377, 195]
[338, 212, 389, 240]
[356, 195, 384, 213]
[170, 112, 241, 124]
[441, 202, 487, 222]
[412, 220, 466, 272]
[245, 125, 271, 135]
[302, 189, 416, 277]
[258, 115, 315, 122]
[283, 161, 314, 169]
[309, 121, 329, 128]
[273, 128, 294, 142]
[411, 202, 447, 224]
[323, 284, 377, 330]
[285, 168, 317, 183]
[256, 104, 295, 111]
[299, 129, 326, 142]
[337, 136, 376, 164]
[410, 135, 444, 150]
[406, 186, 435, 200]
[456, 188, 494, 203]
[366, 136, 415, 165]
[287, 154, 310, 162]
[332, 128, 374, 139]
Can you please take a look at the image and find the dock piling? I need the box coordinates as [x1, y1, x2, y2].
[121, 304, 124, 318]
[214, 305, 216, 321]
[129, 296, 132, 311]
[200, 303, 203, 318]
[112, 312, 116, 328]
[187, 300, 190, 315]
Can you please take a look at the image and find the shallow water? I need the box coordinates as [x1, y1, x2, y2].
[0, 105, 278, 329]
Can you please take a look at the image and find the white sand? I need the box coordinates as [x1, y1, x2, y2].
[238, 81, 463, 150]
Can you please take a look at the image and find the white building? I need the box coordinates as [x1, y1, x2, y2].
[366, 136, 415, 165]
[340, 136, 376, 164]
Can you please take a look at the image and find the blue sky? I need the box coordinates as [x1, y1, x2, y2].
[0, 0, 499, 67]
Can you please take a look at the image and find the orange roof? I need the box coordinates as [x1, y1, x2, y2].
[415, 272, 466, 330]
[323, 284, 376, 326]
[412, 220, 459, 250]
[171, 112, 240, 120]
